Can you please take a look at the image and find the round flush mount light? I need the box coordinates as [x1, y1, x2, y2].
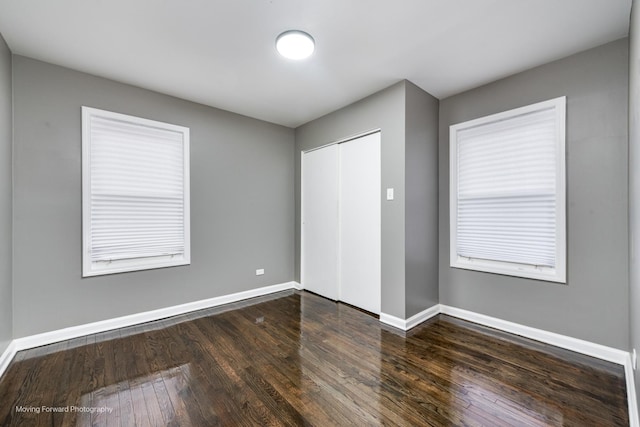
[276, 30, 315, 60]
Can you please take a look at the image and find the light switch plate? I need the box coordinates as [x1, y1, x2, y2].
[386, 188, 394, 201]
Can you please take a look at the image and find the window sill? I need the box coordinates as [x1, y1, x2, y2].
[450, 256, 566, 284]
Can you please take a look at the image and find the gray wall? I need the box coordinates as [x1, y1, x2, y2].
[405, 81, 439, 317]
[439, 39, 629, 349]
[12, 56, 295, 337]
[629, 0, 640, 406]
[0, 34, 12, 354]
[295, 81, 407, 318]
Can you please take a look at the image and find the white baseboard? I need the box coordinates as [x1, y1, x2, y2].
[439, 304, 628, 365]
[624, 354, 640, 427]
[379, 313, 405, 330]
[12, 281, 299, 353]
[0, 340, 17, 380]
[380, 304, 440, 331]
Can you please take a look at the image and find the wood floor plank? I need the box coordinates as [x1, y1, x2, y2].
[219, 317, 384, 426]
[0, 341, 71, 427]
[203, 307, 351, 425]
[221, 308, 372, 425]
[112, 329, 138, 427]
[173, 317, 281, 425]
[0, 290, 629, 426]
[88, 332, 109, 427]
[58, 335, 88, 427]
[135, 322, 180, 427]
[142, 321, 212, 427]
[146, 332, 190, 426]
[98, 330, 122, 427]
[0, 354, 39, 425]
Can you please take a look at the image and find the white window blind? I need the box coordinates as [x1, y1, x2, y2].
[82, 107, 190, 277]
[450, 97, 566, 283]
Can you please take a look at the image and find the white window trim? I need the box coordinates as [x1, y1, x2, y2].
[449, 97, 566, 283]
[82, 107, 191, 277]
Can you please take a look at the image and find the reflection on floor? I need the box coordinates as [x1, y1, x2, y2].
[0, 290, 629, 426]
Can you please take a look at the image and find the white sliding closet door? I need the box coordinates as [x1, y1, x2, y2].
[301, 132, 381, 313]
[301, 144, 339, 300]
[339, 132, 381, 314]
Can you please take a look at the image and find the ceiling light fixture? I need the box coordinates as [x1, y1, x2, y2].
[276, 30, 315, 60]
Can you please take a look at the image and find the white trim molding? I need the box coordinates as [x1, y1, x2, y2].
[380, 304, 440, 331]
[0, 341, 17, 380]
[12, 281, 299, 352]
[379, 313, 406, 330]
[439, 305, 628, 364]
[625, 354, 640, 427]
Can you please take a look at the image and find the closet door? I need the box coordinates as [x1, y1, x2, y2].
[301, 144, 339, 300]
[339, 132, 381, 314]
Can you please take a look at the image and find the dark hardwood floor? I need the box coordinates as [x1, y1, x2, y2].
[0, 290, 629, 426]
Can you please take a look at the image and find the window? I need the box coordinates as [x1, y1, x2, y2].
[82, 107, 190, 277]
[449, 97, 566, 283]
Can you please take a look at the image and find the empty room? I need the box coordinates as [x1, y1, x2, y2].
[0, 0, 639, 426]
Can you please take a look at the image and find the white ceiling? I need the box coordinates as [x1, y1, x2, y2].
[0, 0, 632, 128]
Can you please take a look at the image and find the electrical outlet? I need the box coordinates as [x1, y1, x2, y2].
[256, 269, 265, 276]
[633, 349, 637, 370]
